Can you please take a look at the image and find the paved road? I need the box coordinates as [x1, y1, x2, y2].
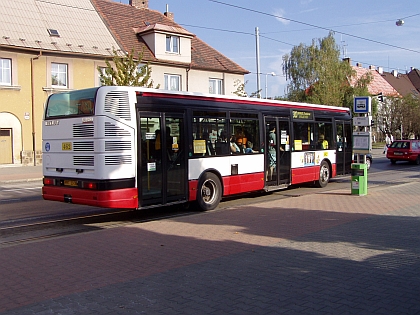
[1, 169, 419, 314]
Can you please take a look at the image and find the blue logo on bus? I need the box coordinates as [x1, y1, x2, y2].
[45, 142, 50, 152]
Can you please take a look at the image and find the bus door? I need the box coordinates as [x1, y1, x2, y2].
[265, 118, 291, 187]
[335, 120, 352, 175]
[138, 113, 187, 207]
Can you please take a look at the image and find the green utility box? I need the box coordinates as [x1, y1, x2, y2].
[351, 163, 367, 196]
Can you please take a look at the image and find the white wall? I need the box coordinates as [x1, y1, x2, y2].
[150, 64, 244, 96]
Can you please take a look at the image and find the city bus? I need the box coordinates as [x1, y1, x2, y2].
[42, 86, 352, 211]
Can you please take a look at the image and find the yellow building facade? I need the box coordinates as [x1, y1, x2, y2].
[0, 50, 108, 165]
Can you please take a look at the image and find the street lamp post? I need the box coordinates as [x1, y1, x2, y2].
[265, 72, 275, 99]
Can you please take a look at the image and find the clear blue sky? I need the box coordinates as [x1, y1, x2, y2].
[114, 0, 420, 98]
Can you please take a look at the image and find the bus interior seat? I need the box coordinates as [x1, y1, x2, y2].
[215, 141, 229, 155]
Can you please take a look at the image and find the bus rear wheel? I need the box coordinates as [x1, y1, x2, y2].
[316, 160, 330, 188]
[196, 172, 222, 211]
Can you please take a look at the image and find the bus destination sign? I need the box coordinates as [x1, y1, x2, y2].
[292, 110, 314, 120]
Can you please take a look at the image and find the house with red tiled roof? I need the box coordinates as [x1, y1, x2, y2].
[407, 68, 420, 94]
[0, 0, 248, 166]
[351, 63, 400, 97]
[349, 63, 402, 142]
[380, 68, 420, 98]
[91, 0, 249, 95]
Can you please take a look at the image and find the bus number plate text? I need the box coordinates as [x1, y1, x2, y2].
[62, 142, 72, 150]
[64, 180, 78, 187]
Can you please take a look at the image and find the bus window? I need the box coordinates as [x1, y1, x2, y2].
[315, 123, 333, 150]
[45, 87, 98, 118]
[192, 112, 226, 156]
[293, 122, 315, 151]
[230, 118, 260, 154]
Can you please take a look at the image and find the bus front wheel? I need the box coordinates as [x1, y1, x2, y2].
[316, 160, 330, 188]
[196, 172, 222, 211]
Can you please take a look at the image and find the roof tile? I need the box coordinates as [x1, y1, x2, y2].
[91, 0, 249, 74]
[352, 66, 400, 97]
[0, 0, 122, 56]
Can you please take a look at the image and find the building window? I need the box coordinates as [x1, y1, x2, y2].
[0, 58, 12, 85]
[166, 35, 179, 53]
[51, 63, 68, 88]
[164, 74, 181, 91]
[209, 78, 223, 94]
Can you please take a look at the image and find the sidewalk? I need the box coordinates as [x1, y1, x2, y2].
[1, 170, 420, 314]
[0, 164, 43, 183]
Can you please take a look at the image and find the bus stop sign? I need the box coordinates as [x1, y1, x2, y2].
[353, 97, 371, 114]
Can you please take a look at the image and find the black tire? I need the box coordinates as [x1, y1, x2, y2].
[391, 159, 396, 164]
[415, 156, 420, 165]
[196, 172, 222, 211]
[315, 160, 330, 188]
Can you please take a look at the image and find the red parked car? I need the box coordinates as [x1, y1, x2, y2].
[386, 140, 420, 165]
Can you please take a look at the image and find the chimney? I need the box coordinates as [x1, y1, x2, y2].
[129, 0, 148, 9]
[369, 65, 376, 70]
[164, 4, 174, 20]
[343, 57, 351, 64]
[378, 66, 383, 74]
[391, 70, 398, 77]
[356, 62, 363, 68]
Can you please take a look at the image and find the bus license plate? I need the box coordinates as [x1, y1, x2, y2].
[62, 142, 72, 150]
[64, 180, 78, 187]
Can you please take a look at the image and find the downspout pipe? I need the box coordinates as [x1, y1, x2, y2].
[186, 66, 190, 92]
[31, 51, 42, 166]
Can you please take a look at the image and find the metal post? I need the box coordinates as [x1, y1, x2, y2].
[265, 73, 267, 99]
[255, 27, 261, 98]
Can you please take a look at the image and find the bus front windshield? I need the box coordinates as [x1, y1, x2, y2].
[45, 87, 99, 118]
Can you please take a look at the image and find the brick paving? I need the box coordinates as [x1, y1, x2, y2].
[0, 176, 419, 314]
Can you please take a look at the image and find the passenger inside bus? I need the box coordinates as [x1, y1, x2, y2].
[267, 126, 276, 180]
[203, 132, 216, 156]
[230, 135, 241, 153]
[318, 134, 329, 149]
[245, 141, 258, 153]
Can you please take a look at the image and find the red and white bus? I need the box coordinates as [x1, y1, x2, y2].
[42, 86, 352, 211]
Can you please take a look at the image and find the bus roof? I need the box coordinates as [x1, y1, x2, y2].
[95, 86, 351, 113]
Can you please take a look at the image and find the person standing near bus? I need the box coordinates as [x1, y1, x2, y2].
[384, 133, 391, 154]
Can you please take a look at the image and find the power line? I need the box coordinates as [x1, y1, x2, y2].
[401, 12, 420, 20]
[180, 24, 253, 36]
[184, 22, 407, 72]
[207, 0, 420, 54]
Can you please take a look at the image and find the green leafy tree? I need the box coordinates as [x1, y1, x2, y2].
[282, 31, 372, 108]
[233, 79, 260, 98]
[384, 94, 420, 139]
[377, 96, 402, 137]
[98, 48, 159, 88]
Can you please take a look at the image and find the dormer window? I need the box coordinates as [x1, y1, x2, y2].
[166, 35, 179, 53]
[134, 23, 192, 62]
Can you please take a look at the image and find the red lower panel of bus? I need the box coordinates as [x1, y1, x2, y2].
[332, 164, 337, 177]
[291, 163, 336, 185]
[42, 186, 138, 208]
[188, 172, 265, 201]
